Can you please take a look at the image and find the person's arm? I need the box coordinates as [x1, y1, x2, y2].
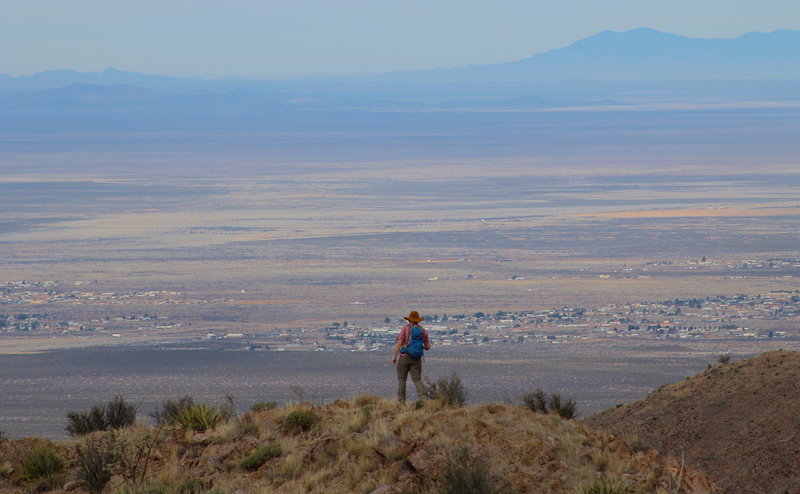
[423, 329, 431, 350]
[391, 338, 403, 364]
[392, 325, 408, 364]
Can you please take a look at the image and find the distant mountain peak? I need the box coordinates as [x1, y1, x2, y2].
[481, 27, 800, 81]
[2, 27, 800, 94]
[589, 27, 672, 38]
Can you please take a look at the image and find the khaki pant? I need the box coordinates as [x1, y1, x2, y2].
[396, 355, 426, 402]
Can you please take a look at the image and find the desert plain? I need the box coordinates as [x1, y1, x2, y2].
[2, 103, 799, 438]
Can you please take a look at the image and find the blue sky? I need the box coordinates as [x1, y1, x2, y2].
[1, 0, 798, 78]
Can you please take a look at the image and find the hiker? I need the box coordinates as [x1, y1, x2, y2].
[391, 310, 431, 402]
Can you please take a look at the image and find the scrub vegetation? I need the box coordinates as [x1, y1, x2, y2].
[0, 385, 712, 493]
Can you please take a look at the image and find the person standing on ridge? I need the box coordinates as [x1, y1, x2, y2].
[391, 310, 431, 403]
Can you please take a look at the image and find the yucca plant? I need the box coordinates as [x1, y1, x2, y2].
[579, 478, 629, 494]
[175, 403, 229, 432]
[20, 443, 65, 491]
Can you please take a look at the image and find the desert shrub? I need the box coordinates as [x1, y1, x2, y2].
[175, 404, 229, 432]
[621, 431, 659, 453]
[438, 446, 515, 494]
[105, 394, 139, 429]
[177, 480, 225, 494]
[178, 478, 207, 493]
[150, 395, 195, 426]
[66, 405, 107, 436]
[0, 429, 7, 441]
[289, 384, 306, 401]
[549, 393, 577, 419]
[250, 401, 278, 412]
[116, 425, 169, 490]
[238, 422, 259, 436]
[579, 478, 629, 494]
[20, 443, 65, 491]
[115, 481, 172, 494]
[353, 394, 380, 407]
[284, 410, 317, 433]
[521, 390, 547, 413]
[240, 443, 282, 471]
[74, 434, 118, 493]
[718, 353, 732, 364]
[66, 395, 139, 436]
[427, 373, 468, 407]
[521, 389, 577, 419]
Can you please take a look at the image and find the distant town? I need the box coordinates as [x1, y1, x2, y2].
[3, 256, 799, 353]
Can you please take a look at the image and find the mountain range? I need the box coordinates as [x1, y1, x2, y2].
[380, 27, 800, 82]
[3, 28, 799, 91]
[1, 28, 798, 111]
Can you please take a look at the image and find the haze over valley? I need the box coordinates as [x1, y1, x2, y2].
[2, 26, 799, 444]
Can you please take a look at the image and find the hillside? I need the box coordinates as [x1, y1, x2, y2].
[0, 396, 715, 493]
[586, 350, 800, 494]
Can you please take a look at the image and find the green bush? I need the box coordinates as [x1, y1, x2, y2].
[105, 394, 139, 429]
[66, 395, 139, 436]
[238, 423, 259, 436]
[240, 443, 282, 471]
[579, 478, 629, 494]
[74, 435, 118, 494]
[175, 404, 229, 432]
[549, 392, 577, 419]
[66, 405, 107, 436]
[284, 410, 317, 433]
[150, 395, 195, 426]
[438, 446, 515, 494]
[521, 389, 577, 419]
[427, 373, 468, 407]
[250, 401, 278, 412]
[718, 353, 732, 364]
[521, 390, 547, 414]
[20, 443, 65, 491]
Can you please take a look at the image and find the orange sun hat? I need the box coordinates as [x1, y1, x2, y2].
[404, 311, 424, 323]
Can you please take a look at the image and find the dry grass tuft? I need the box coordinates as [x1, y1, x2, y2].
[0, 396, 716, 493]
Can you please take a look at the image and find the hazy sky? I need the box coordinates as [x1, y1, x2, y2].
[2, 0, 798, 78]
